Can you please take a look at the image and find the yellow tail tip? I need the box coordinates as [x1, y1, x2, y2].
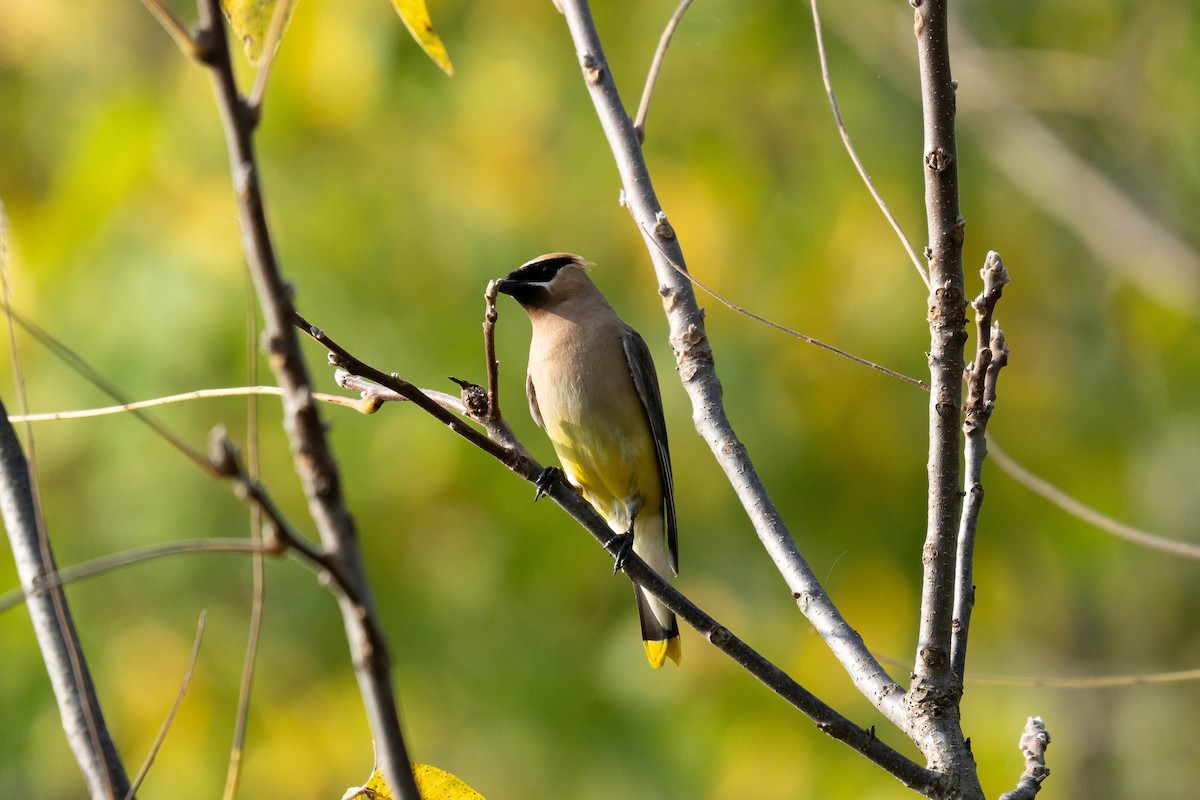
[644, 636, 682, 668]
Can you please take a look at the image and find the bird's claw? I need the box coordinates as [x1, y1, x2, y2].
[609, 530, 635, 574]
[533, 466, 563, 502]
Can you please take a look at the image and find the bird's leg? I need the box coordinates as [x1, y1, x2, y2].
[608, 513, 637, 574]
[533, 465, 564, 501]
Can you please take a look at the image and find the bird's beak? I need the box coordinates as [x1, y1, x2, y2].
[496, 273, 546, 306]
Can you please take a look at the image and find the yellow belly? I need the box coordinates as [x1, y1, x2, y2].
[546, 412, 661, 533]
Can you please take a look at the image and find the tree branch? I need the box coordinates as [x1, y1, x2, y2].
[808, 0, 928, 288]
[298, 310, 940, 793]
[0, 403, 133, 799]
[951, 251, 1009, 681]
[911, 0, 968, 690]
[190, 1, 419, 795]
[987, 437, 1200, 560]
[554, 0, 909, 730]
[632, 0, 693, 142]
[999, 717, 1051, 800]
[908, 0, 978, 794]
[0, 538, 277, 615]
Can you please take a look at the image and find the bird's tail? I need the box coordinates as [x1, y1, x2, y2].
[632, 513, 681, 668]
[635, 585, 681, 668]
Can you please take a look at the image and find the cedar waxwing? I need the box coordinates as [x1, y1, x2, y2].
[497, 253, 681, 668]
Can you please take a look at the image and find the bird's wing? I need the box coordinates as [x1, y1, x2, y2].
[622, 327, 678, 574]
[526, 372, 544, 429]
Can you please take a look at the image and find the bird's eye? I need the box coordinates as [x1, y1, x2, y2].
[528, 256, 575, 282]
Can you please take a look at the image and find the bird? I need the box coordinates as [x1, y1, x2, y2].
[497, 253, 681, 668]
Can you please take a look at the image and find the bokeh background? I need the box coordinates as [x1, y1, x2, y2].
[2, 0, 1199, 797]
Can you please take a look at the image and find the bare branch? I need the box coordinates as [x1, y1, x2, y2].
[987, 438, 1200, 560]
[642, 226, 929, 390]
[0, 405, 133, 798]
[190, 0, 419, 793]
[875, 650, 1200, 688]
[6, 386, 362, 424]
[808, 0, 928, 288]
[823, 5, 1200, 310]
[556, 0, 910, 744]
[0, 538, 278, 615]
[246, 0, 295, 113]
[482, 280, 503, 423]
[906, 1, 979, 793]
[2, 204, 130, 798]
[295, 312, 526, 465]
[910, 0, 967, 685]
[525, 450, 941, 794]
[301, 307, 939, 793]
[138, 0, 200, 58]
[951, 251, 1011, 680]
[633, 0, 693, 142]
[999, 717, 1051, 800]
[337, 371, 465, 416]
[224, 277, 263, 800]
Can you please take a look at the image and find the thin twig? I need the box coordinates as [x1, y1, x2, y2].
[295, 312, 523, 466]
[246, 0, 295, 113]
[0, 303, 219, 473]
[633, 0, 693, 142]
[808, 0, 928, 288]
[987, 437, 1200, 560]
[482, 280, 503, 423]
[337, 372, 466, 416]
[642, 223, 929, 390]
[205, 426, 347, 586]
[223, 275, 268, 800]
[951, 251, 1010, 681]
[998, 717, 1051, 800]
[0, 538, 277, 615]
[6, 386, 361, 424]
[968, 666, 1200, 689]
[874, 650, 1200, 688]
[139, 0, 200, 58]
[125, 612, 208, 800]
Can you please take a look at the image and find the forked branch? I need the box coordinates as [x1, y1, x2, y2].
[189, 1, 420, 795]
[554, 0, 909, 735]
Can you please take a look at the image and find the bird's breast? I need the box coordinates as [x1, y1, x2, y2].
[528, 325, 662, 532]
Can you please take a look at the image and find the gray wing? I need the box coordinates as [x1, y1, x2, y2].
[526, 372, 544, 428]
[622, 327, 678, 574]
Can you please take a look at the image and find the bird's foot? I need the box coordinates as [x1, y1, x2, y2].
[533, 466, 563, 502]
[608, 529, 635, 574]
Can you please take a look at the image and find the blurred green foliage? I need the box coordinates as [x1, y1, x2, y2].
[2, 0, 1199, 798]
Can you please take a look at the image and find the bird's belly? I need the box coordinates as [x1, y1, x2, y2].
[544, 400, 661, 533]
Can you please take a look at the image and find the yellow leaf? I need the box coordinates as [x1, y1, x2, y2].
[342, 764, 484, 800]
[412, 764, 485, 799]
[390, 0, 455, 76]
[341, 766, 391, 800]
[220, 0, 293, 66]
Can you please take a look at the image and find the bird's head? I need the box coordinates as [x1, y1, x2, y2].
[497, 253, 597, 310]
